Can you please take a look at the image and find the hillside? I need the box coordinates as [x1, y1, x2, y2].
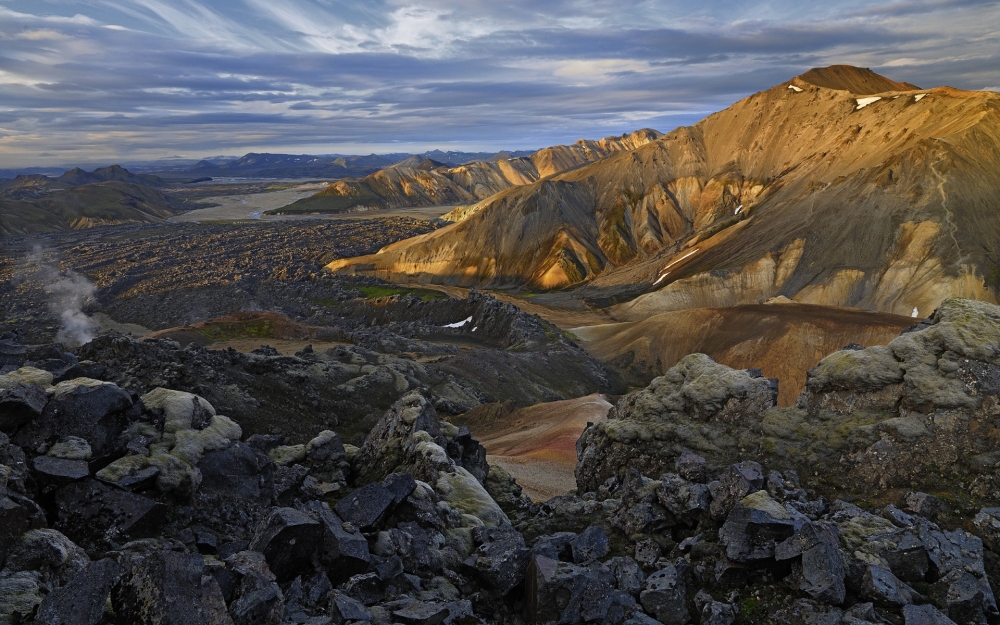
[55, 164, 165, 188]
[272, 129, 662, 214]
[571, 301, 915, 406]
[0, 181, 175, 235]
[328, 65, 1000, 318]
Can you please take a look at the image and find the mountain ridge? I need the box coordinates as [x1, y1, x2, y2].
[271, 129, 662, 215]
[327, 65, 1000, 318]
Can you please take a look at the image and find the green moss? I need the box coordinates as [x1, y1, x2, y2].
[356, 285, 447, 301]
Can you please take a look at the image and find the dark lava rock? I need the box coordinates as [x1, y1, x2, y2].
[306, 500, 370, 583]
[530, 532, 576, 562]
[973, 508, 1000, 551]
[13, 381, 132, 457]
[860, 564, 919, 607]
[657, 473, 710, 524]
[32, 456, 90, 486]
[227, 551, 284, 625]
[0, 495, 32, 563]
[334, 481, 395, 531]
[524, 555, 623, 624]
[54, 479, 165, 549]
[639, 563, 689, 625]
[112, 550, 212, 625]
[195, 530, 218, 555]
[775, 521, 846, 605]
[571, 525, 610, 564]
[393, 601, 450, 625]
[198, 441, 273, 502]
[674, 451, 708, 483]
[248, 507, 321, 582]
[607, 556, 645, 597]
[902, 604, 959, 624]
[709, 461, 765, 520]
[719, 490, 795, 563]
[466, 526, 530, 596]
[330, 592, 371, 624]
[343, 572, 384, 606]
[382, 471, 418, 505]
[0, 383, 47, 432]
[36, 558, 121, 625]
[884, 532, 930, 583]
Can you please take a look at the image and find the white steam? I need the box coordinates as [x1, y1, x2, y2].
[26, 246, 99, 346]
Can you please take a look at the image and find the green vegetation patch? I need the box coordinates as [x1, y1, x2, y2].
[198, 318, 277, 341]
[357, 285, 447, 301]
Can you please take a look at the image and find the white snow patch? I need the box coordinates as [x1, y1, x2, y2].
[653, 272, 670, 286]
[471, 326, 478, 332]
[443, 316, 472, 329]
[734, 204, 743, 215]
[787, 84, 803, 92]
[911, 307, 919, 318]
[855, 97, 882, 110]
[914, 94, 927, 102]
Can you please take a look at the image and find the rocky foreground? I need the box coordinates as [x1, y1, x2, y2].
[4, 298, 1000, 624]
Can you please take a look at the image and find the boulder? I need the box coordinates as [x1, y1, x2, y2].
[2, 529, 90, 586]
[974, 508, 1000, 551]
[675, 451, 708, 483]
[902, 604, 959, 625]
[570, 525, 610, 564]
[710, 461, 765, 520]
[225, 551, 283, 625]
[524, 554, 622, 624]
[639, 563, 689, 625]
[13, 379, 132, 457]
[335, 481, 396, 531]
[774, 521, 846, 605]
[607, 556, 645, 597]
[465, 526, 529, 596]
[53, 479, 165, 550]
[330, 592, 371, 624]
[32, 456, 90, 487]
[306, 501, 371, 583]
[530, 532, 576, 562]
[248, 507, 322, 582]
[35, 558, 121, 625]
[112, 551, 212, 625]
[657, 473, 711, 524]
[0, 495, 32, 563]
[382, 472, 418, 505]
[0, 382, 48, 433]
[197, 440, 273, 501]
[860, 564, 919, 607]
[719, 490, 795, 563]
[575, 355, 772, 492]
[393, 601, 450, 625]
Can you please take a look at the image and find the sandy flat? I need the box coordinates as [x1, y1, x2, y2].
[169, 182, 329, 222]
[171, 182, 456, 224]
[464, 393, 612, 501]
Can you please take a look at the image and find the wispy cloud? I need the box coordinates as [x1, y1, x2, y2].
[0, 0, 997, 167]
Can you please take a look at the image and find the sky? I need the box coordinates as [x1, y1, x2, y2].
[1, 0, 999, 168]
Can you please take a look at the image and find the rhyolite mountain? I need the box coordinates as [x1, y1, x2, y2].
[329, 65, 1000, 318]
[274, 129, 661, 215]
[0, 165, 177, 236]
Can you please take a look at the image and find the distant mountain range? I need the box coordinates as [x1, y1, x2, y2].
[0, 149, 536, 182]
[0, 165, 173, 236]
[329, 65, 1000, 320]
[272, 130, 661, 215]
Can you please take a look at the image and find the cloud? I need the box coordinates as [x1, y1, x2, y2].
[0, 0, 997, 166]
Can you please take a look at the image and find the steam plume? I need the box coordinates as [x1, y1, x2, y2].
[25, 246, 99, 346]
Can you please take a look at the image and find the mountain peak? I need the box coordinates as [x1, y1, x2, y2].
[795, 64, 920, 94]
